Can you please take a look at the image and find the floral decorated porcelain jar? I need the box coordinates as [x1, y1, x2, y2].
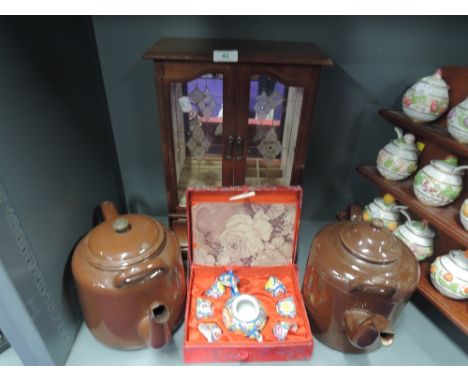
[447, 97, 468, 143]
[376, 127, 419, 181]
[222, 294, 267, 342]
[460, 199, 468, 231]
[393, 210, 435, 261]
[362, 194, 407, 231]
[430, 250, 468, 300]
[413, 156, 468, 207]
[402, 69, 449, 122]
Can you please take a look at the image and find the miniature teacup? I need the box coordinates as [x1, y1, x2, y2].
[430, 250, 468, 300]
[198, 323, 222, 342]
[265, 276, 286, 297]
[205, 279, 225, 298]
[196, 298, 214, 320]
[273, 321, 298, 342]
[276, 296, 297, 318]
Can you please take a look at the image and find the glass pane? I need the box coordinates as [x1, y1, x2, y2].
[244, 74, 304, 186]
[170, 74, 224, 207]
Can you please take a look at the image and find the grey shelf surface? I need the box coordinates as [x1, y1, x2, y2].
[1, 220, 467, 366]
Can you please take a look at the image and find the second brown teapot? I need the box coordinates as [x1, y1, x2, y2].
[302, 219, 419, 353]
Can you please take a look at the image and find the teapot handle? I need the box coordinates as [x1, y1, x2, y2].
[100, 201, 119, 221]
[454, 165, 468, 175]
[399, 209, 412, 224]
[392, 205, 408, 213]
[348, 278, 398, 298]
[394, 127, 403, 140]
[113, 262, 167, 288]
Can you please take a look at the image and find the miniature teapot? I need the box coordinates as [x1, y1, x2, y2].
[402, 69, 449, 122]
[376, 127, 419, 181]
[430, 250, 468, 300]
[413, 156, 468, 207]
[362, 193, 407, 231]
[222, 294, 267, 342]
[71, 201, 186, 349]
[448, 97, 468, 143]
[302, 219, 420, 353]
[393, 210, 435, 262]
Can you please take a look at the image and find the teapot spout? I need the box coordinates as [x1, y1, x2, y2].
[139, 303, 172, 349]
[343, 309, 394, 350]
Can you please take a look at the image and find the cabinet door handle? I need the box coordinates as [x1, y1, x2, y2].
[225, 135, 234, 160]
[236, 136, 244, 160]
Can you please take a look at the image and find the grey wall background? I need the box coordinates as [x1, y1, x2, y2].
[0, 17, 123, 364]
[92, 16, 468, 219]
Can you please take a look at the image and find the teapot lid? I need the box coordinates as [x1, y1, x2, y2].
[406, 219, 435, 238]
[85, 214, 166, 270]
[374, 194, 397, 211]
[393, 132, 417, 152]
[431, 155, 459, 174]
[421, 69, 449, 89]
[339, 219, 401, 264]
[448, 250, 468, 271]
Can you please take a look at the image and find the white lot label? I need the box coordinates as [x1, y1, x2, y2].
[213, 50, 238, 62]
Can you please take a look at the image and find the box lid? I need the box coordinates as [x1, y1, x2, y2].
[186, 186, 302, 267]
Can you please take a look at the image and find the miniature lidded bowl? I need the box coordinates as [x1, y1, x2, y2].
[413, 155, 468, 207]
[430, 250, 468, 300]
[362, 193, 407, 231]
[402, 69, 449, 123]
[393, 210, 435, 262]
[448, 97, 468, 144]
[376, 127, 419, 181]
[460, 199, 468, 231]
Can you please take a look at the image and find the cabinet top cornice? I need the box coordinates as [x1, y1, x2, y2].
[143, 37, 333, 66]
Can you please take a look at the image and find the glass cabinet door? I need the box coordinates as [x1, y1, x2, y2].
[169, 73, 225, 207]
[243, 74, 304, 186]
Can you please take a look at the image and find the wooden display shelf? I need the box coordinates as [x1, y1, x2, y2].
[356, 164, 468, 334]
[417, 262, 468, 335]
[356, 165, 468, 248]
[379, 109, 468, 159]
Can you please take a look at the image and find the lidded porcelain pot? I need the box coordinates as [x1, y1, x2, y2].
[430, 250, 468, 300]
[402, 69, 449, 122]
[413, 155, 468, 207]
[71, 201, 186, 349]
[376, 127, 419, 181]
[393, 210, 435, 262]
[447, 97, 468, 143]
[302, 219, 420, 353]
[362, 193, 407, 231]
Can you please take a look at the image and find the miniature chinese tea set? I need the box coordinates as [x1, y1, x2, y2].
[193, 270, 298, 343]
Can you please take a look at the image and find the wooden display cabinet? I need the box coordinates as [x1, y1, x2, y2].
[356, 66, 468, 334]
[144, 38, 332, 251]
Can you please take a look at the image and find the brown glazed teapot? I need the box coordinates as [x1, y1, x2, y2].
[302, 219, 419, 353]
[72, 201, 186, 349]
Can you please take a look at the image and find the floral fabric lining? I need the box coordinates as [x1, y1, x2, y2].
[191, 202, 297, 266]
